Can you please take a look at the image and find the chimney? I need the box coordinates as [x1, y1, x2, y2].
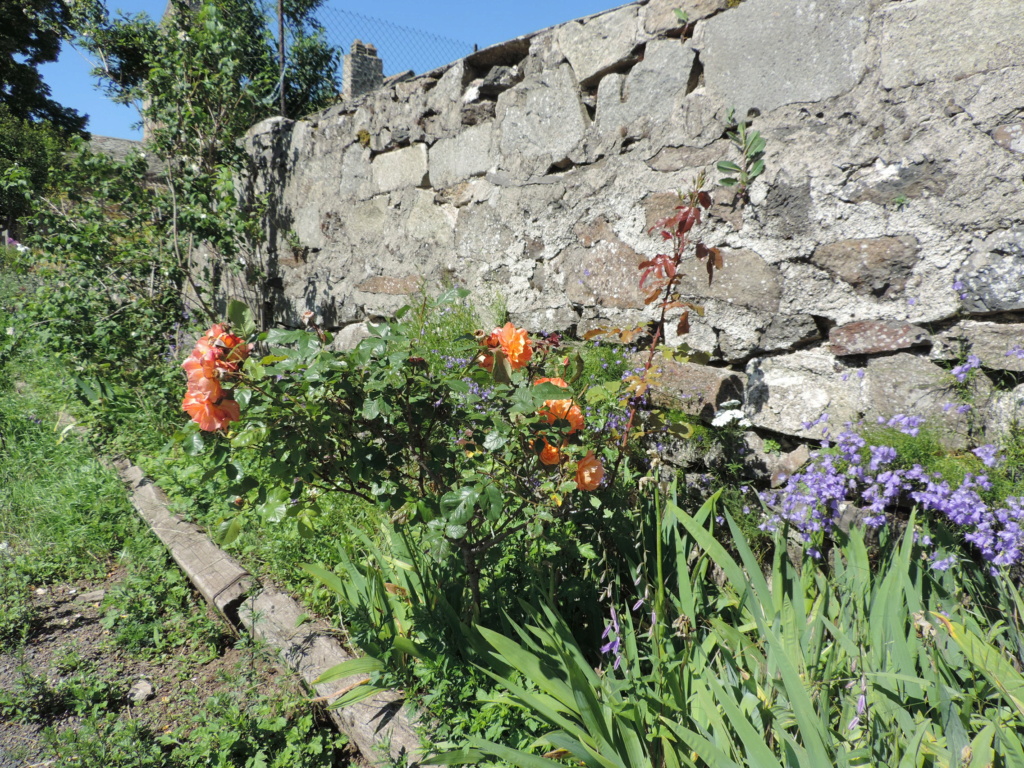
[342, 39, 384, 99]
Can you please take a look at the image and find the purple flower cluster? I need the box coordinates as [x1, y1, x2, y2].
[950, 355, 981, 383]
[600, 607, 623, 670]
[441, 355, 471, 370]
[760, 418, 1024, 568]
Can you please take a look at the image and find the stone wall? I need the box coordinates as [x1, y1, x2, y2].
[234, 0, 1024, 445]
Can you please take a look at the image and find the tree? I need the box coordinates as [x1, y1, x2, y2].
[71, 0, 339, 123]
[0, 104, 69, 232]
[0, 0, 87, 133]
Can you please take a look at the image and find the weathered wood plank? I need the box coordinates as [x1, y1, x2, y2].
[113, 458, 435, 767]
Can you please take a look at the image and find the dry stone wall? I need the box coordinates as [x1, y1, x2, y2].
[234, 0, 1024, 446]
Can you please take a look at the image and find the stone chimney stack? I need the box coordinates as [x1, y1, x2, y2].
[342, 39, 384, 100]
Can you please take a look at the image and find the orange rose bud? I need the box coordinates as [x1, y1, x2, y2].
[536, 438, 562, 466]
[575, 451, 604, 491]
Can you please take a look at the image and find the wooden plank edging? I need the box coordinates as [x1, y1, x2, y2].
[113, 458, 433, 767]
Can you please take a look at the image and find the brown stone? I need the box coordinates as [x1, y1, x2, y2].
[829, 320, 931, 357]
[810, 236, 919, 297]
[673, 248, 782, 315]
[645, 357, 746, 423]
[992, 123, 1024, 154]
[574, 216, 618, 247]
[354, 275, 423, 295]
[644, 144, 722, 173]
[564, 236, 647, 309]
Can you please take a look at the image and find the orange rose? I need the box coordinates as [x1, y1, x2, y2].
[575, 451, 604, 491]
[535, 377, 584, 434]
[478, 322, 532, 371]
[182, 390, 240, 432]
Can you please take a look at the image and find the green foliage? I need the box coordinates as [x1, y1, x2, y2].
[0, 564, 34, 648]
[0, 659, 124, 724]
[0, 104, 70, 229]
[717, 107, 767, 198]
[196, 288, 625, 618]
[100, 538, 227, 658]
[439, 494, 1024, 767]
[5, 141, 184, 449]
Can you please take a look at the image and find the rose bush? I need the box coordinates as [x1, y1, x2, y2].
[178, 294, 622, 616]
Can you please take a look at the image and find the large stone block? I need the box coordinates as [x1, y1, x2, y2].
[494, 64, 589, 180]
[428, 123, 493, 189]
[673, 248, 782, 315]
[339, 144, 373, 199]
[556, 6, 641, 87]
[880, 0, 1024, 89]
[698, 0, 869, 117]
[863, 353, 983, 449]
[745, 350, 865, 438]
[932, 321, 1024, 373]
[985, 384, 1024, 439]
[370, 143, 429, 194]
[563, 229, 648, 310]
[592, 39, 697, 154]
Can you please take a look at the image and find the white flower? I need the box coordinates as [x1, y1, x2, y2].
[712, 408, 751, 429]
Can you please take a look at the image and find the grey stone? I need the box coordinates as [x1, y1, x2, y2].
[494, 64, 589, 180]
[592, 39, 697, 155]
[327, 322, 372, 353]
[759, 314, 821, 352]
[741, 433, 811, 487]
[880, 0, 1024, 89]
[985, 384, 1024, 439]
[371, 144, 429, 193]
[479, 66, 521, 98]
[644, 143, 722, 173]
[698, 0, 869, 117]
[810, 237, 919, 298]
[960, 229, 1024, 314]
[762, 179, 812, 239]
[839, 160, 951, 206]
[932, 321, 1024, 372]
[829, 321, 930, 357]
[745, 350, 865, 439]
[863, 353, 985, 449]
[75, 589, 106, 603]
[428, 123, 493, 189]
[339, 144, 373, 199]
[556, 6, 641, 87]
[643, 0, 729, 35]
[563, 231, 648, 309]
[128, 680, 155, 704]
[673, 248, 783, 315]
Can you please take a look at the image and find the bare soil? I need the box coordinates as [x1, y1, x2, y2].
[0, 570, 354, 767]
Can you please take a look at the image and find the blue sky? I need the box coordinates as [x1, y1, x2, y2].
[39, 0, 619, 140]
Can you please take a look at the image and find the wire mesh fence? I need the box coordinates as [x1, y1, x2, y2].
[317, 5, 475, 80]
